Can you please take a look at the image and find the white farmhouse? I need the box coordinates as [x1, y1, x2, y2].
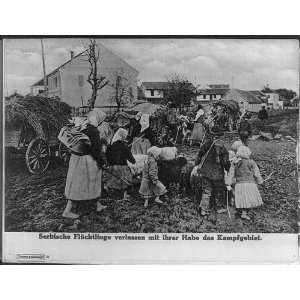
[31, 43, 139, 113]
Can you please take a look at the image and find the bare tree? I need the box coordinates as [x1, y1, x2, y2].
[165, 73, 198, 110]
[86, 39, 109, 109]
[110, 71, 133, 112]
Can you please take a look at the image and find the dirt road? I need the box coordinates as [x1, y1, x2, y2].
[5, 137, 298, 233]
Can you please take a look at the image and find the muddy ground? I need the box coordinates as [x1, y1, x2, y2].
[5, 134, 298, 233]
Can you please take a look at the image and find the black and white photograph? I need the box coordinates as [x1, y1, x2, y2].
[1, 36, 299, 264]
[3, 37, 299, 234]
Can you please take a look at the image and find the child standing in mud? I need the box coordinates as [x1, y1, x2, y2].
[225, 145, 264, 220]
[194, 130, 230, 216]
[139, 146, 167, 208]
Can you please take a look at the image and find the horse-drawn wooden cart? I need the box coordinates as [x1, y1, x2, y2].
[5, 96, 72, 174]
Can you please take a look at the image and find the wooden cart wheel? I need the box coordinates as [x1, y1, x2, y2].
[58, 142, 71, 165]
[25, 137, 50, 174]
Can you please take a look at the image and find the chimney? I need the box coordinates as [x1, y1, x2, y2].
[70, 51, 74, 60]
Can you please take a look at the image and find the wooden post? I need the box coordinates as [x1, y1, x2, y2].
[40, 39, 47, 95]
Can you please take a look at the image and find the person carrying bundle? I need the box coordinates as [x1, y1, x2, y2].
[194, 128, 230, 216]
[106, 128, 136, 201]
[130, 113, 155, 155]
[139, 146, 167, 208]
[62, 108, 108, 219]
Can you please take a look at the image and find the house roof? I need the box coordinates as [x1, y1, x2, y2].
[198, 88, 229, 95]
[142, 82, 170, 90]
[232, 89, 263, 104]
[248, 90, 265, 97]
[32, 51, 85, 86]
[207, 84, 230, 89]
[32, 42, 139, 87]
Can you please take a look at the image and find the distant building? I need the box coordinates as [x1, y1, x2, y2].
[291, 95, 299, 107]
[263, 92, 283, 109]
[196, 84, 230, 103]
[222, 89, 263, 113]
[140, 82, 170, 104]
[248, 90, 268, 103]
[30, 43, 139, 113]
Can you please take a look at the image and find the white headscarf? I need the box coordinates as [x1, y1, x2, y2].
[236, 146, 251, 159]
[87, 108, 106, 127]
[231, 140, 244, 153]
[147, 146, 161, 160]
[111, 128, 128, 144]
[140, 113, 150, 132]
[194, 108, 204, 121]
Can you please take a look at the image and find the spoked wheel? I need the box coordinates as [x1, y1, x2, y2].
[58, 142, 71, 165]
[25, 137, 50, 174]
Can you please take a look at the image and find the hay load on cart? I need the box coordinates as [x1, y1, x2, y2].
[113, 101, 168, 144]
[5, 95, 72, 174]
[211, 99, 241, 131]
[128, 102, 168, 144]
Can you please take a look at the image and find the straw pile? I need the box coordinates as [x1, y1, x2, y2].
[5, 96, 72, 138]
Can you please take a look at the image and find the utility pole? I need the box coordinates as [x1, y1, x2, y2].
[40, 39, 47, 95]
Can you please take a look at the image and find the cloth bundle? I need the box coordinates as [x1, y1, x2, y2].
[159, 147, 178, 161]
[127, 154, 148, 176]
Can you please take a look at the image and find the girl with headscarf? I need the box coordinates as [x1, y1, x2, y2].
[63, 108, 108, 219]
[106, 128, 136, 200]
[225, 146, 263, 220]
[139, 146, 167, 208]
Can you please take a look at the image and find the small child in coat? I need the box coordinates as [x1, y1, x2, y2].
[225, 146, 263, 220]
[139, 146, 167, 208]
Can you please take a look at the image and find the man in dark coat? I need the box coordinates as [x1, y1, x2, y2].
[194, 129, 230, 216]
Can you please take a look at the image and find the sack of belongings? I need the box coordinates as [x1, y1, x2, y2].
[58, 125, 91, 155]
[159, 147, 178, 161]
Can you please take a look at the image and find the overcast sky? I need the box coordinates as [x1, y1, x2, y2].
[4, 38, 299, 96]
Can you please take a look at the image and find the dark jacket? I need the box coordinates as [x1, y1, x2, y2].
[107, 140, 136, 166]
[130, 119, 142, 138]
[82, 124, 106, 168]
[238, 119, 252, 136]
[195, 137, 230, 180]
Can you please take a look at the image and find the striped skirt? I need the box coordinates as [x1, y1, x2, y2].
[235, 182, 263, 208]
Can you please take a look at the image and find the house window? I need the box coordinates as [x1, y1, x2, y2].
[53, 76, 58, 89]
[203, 95, 206, 99]
[210, 95, 213, 100]
[150, 90, 154, 96]
[78, 75, 84, 87]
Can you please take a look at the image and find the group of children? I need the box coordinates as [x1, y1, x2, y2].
[105, 127, 264, 220]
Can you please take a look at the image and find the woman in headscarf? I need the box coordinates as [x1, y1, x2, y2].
[106, 128, 136, 200]
[131, 112, 155, 154]
[190, 104, 205, 146]
[139, 146, 167, 208]
[63, 108, 108, 219]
